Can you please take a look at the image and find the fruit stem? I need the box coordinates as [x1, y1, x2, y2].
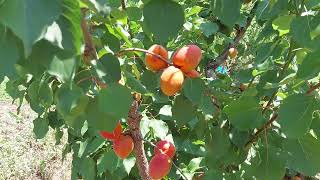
[144, 139, 189, 180]
[127, 100, 152, 180]
[117, 48, 173, 66]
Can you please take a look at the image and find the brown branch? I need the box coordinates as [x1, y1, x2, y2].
[206, 2, 259, 76]
[306, 82, 320, 94]
[81, 8, 97, 64]
[245, 114, 278, 148]
[127, 100, 152, 180]
[117, 48, 173, 65]
[245, 80, 319, 148]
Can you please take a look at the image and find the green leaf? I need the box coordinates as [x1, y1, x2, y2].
[199, 93, 215, 115]
[272, 15, 294, 36]
[183, 78, 205, 105]
[0, 0, 62, 56]
[143, 0, 184, 42]
[80, 157, 96, 180]
[140, 70, 159, 91]
[91, 54, 121, 83]
[172, 95, 196, 126]
[0, 26, 19, 78]
[33, 117, 49, 139]
[102, 31, 120, 52]
[55, 84, 89, 127]
[86, 98, 118, 132]
[200, 22, 219, 37]
[124, 70, 148, 94]
[291, 16, 312, 47]
[38, 81, 53, 108]
[123, 157, 136, 175]
[187, 157, 203, 172]
[207, 128, 231, 159]
[126, 7, 142, 21]
[140, 117, 169, 139]
[53, 0, 82, 54]
[211, 0, 240, 28]
[297, 50, 320, 79]
[97, 151, 121, 175]
[224, 96, 262, 130]
[98, 83, 132, 121]
[47, 54, 77, 83]
[283, 133, 320, 176]
[246, 146, 286, 180]
[278, 94, 316, 139]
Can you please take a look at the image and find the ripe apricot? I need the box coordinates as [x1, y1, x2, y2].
[145, 44, 169, 71]
[113, 135, 134, 159]
[149, 154, 172, 179]
[154, 140, 176, 158]
[184, 69, 200, 78]
[228, 47, 238, 59]
[100, 121, 122, 141]
[172, 44, 202, 73]
[160, 66, 184, 96]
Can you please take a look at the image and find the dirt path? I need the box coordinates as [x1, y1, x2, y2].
[0, 100, 71, 180]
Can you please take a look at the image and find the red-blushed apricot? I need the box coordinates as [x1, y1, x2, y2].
[228, 47, 238, 59]
[113, 135, 134, 159]
[172, 44, 202, 73]
[149, 154, 172, 179]
[184, 69, 200, 78]
[145, 44, 169, 71]
[160, 66, 184, 96]
[154, 140, 176, 158]
[100, 121, 122, 141]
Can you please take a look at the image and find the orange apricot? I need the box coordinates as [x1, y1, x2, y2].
[172, 44, 202, 73]
[154, 140, 176, 158]
[228, 47, 238, 59]
[184, 69, 200, 78]
[149, 154, 172, 179]
[100, 121, 122, 141]
[160, 66, 184, 96]
[113, 135, 134, 159]
[145, 44, 169, 71]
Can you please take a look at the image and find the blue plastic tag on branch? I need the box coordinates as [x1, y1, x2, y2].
[216, 65, 228, 74]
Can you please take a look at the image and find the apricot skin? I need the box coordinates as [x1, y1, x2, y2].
[160, 66, 184, 96]
[145, 44, 169, 71]
[184, 69, 200, 78]
[154, 140, 176, 158]
[228, 48, 238, 59]
[113, 135, 134, 159]
[149, 154, 172, 179]
[100, 121, 122, 141]
[172, 44, 202, 73]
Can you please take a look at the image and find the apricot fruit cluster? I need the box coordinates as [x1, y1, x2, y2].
[149, 140, 176, 179]
[145, 44, 202, 96]
[100, 122, 134, 159]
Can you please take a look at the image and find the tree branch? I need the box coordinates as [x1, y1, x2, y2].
[306, 81, 320, 95]
[206, 2, 259, 76]
[127, 100, 152, 180]
[117, 48, 173, 65]
[81, 8, 97, 64]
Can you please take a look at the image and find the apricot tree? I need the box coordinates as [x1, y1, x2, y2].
[0, 0, 320, 179]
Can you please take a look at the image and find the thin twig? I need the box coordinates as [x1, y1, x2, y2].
[306, 82, 320, 95]
[245, 114, 278, 148]
[117, 48, 172, 65]
[144, 140, 190, 180]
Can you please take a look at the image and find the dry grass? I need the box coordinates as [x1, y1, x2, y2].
[0, 81, 71, 180]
